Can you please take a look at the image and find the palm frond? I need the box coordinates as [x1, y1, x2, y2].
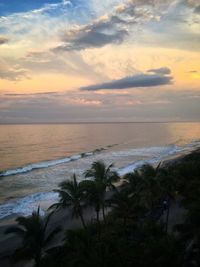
[43, 211, 55, 233]
[156, 161, 162, 172]
[48, 202, 62, 211]
[16, 216, 32, 230]
[5, 226, 25, 237]
[105, 163, 114, 175]
[84, 169, 94, 178]
[44, 226, 62, 246]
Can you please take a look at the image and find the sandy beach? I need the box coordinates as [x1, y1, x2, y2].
[0, 147, 199, 267]
[0, 203, 101, 267]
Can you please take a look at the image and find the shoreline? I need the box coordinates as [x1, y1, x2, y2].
[0, 145, 198, 225]
[0, 144, 197, 222]
[0, 147, 199, 266]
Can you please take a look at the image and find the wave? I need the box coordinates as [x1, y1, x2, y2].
[0, 191, 59, 219]
[111, 144, 178, 158]
[0, 157, 72, 177]
[0, 148, 110, 177]
[0, 141, 200, 219]
[118, 140, 200, 175]
[0, 143, 120, 178]
[1, 141, 199, 178]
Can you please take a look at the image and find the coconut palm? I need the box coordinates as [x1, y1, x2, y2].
[80, 179, 102, 225]
[107, 190, 137, 226]
[84, 161, 120, 221]
[124, 164, 162, 210]
[49, 174, 87, 229]
[156, 168, 179, 233]
[5, 207, 61, 267]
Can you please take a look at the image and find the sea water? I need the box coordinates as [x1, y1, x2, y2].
[0, 122, 200, 219]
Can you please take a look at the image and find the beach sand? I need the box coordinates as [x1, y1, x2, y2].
[0, 148, 198, 267]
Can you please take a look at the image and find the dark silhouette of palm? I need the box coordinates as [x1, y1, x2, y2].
[5, 207, 61, 267]
[107, 190, 136, 226]
[80, 179, 102, 225]
[84, 161, 120, 221]
[49, 174, 87, 229]
[124, 164, 162, 209]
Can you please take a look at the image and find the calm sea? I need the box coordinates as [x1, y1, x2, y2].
[0, 122, 200, 219]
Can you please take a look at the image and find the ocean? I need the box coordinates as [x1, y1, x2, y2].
[0, 122, 200, 220]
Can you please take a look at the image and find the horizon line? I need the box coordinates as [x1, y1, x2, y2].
[0, 121, 200, 125]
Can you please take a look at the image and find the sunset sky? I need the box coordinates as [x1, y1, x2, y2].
[0, 0, 200, 123]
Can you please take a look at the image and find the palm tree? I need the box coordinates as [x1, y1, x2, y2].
[156, 168, 178, 233]
[80, 179, 102, 225]
[49, 174, 87, 229]
[107, 190, 136, 227]
[5, 207, 61, 267]
[124, 164, 162, 210]
[84, 161, 120, 221]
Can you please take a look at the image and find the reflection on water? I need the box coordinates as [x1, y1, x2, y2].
[0, 122, 199, 218]
[166, 123, 200, 145]
[0, 123, 200, 171]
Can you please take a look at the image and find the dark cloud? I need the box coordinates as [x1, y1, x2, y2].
[194, 5, 200, 13]
[80, 73, 173, 91]
[53, 2, 155, 52]
[148, 67, 171, 75]
[54, 29, 128, 51]
[53, 15, 129, 52]
[0, 36, 9, 45]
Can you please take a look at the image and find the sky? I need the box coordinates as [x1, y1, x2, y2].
[0, 0, 200, 123]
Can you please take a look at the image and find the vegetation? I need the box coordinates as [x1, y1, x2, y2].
[4, 151, 200, 267]
[48, 174, 87, 229]
[5, 207, 61, 267]
[84, 161, 120, 221]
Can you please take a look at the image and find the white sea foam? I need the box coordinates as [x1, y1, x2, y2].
[84, 152, 93, 156]
[0, 151, 95, 177]
[1, 157, 72, 177]
[0, 141, 199, 219]
[70, 154, 82, 160]
[111, 144, 178, 158]
[0, 191, 59, 219]
[0, 143, 190, 178]
[118, 141, 200, 175]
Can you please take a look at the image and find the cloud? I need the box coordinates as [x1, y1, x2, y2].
[80, 72, 173, 91]
[30, 0, 72, 15]
[148, 67, 171, 75]
[0, 0, 72, 17]
[184, 1, 200, 9]
[0, 60, 28, 81]
[194, 5, 200, 13]
[0, 36, 9, 45]
[53, 0, 163, 52]
[127, 0, 200, 52]
[53, 14, 131, 51]
[1, 88, 200, 123]
[0, 68, 27, 81]
[4, 92, 58, 97]
[54, 29, 128, 51]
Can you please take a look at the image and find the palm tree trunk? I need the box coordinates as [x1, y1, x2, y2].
[165, 205, 170, 233]
[79, 211, 87, 229]
[35, 250, 41, 267]
[96, 210, 101, 241]
[123, 217, 127, 227]
[102, 204, 106, 223]
[96, 210, 100, 224]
